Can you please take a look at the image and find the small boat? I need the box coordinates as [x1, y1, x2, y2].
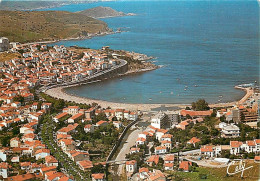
[159, 91, 162, 94]
[219, 95, 223, 98]
[120, 79, 122, 81]
[184, 89, 187, 91]
[170, 92, 173, 95]
[149, 98, 152, 101]
[194, 85, 198, 87]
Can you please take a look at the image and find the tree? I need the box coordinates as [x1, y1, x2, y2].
[210, 128, 219, 137]
[150, 146, 155, 154]
[12, 126, 20, 135]
[191, 99, 209, 111]
[54, 99, 65, 110]
[1, 135, 11, 147]
[185, 107, 191, 110]
[13, 95, 24, 104]
[91, 164, 105, 174]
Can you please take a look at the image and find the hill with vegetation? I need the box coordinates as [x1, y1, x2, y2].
[77, 6, 133, 18]
[0, 10, 110, 43]
[0, 1, 65, 11]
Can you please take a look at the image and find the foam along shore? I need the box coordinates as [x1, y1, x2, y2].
[45, 85, 253, 112]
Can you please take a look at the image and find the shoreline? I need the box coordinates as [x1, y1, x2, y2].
[21, 31, 116, 46]
[45, 83, 252, 111]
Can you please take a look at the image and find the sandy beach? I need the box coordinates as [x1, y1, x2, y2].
[45, 84, 252, 111]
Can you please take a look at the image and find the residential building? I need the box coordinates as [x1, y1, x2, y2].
[151, 111, 169, 129]
[221, 123, 240, 138]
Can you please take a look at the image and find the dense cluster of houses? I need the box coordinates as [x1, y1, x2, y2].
[200, 139, 260, 158]
[125, 154, 194, 180]
[0, 101, 73, 180]
[125, 101, 259, 180]
[0, 42, 142, 180]
[2, 43, 120, 88]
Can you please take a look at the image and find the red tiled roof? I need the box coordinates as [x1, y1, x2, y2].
[6, 173, 36, 181]
[146, 155, 159, 165]
[126, 160, 137, 165]
[92, 173, 105, 179]
[187, 137, 201, 144]
[179, 161, 192, 171]
[139, 167, 149, 173]
[230, 141, 243, 148]
[164, 162, 174, 167]
[254, 156, 260, 161]
[200, 145, 213, 152]
[20, 162, 31, 167]
[0, 162, 8, 169]
[78, 160, 93, 169]
[164, 154, 175, 161]
[247, 140, 256, 146]
[180, 110, 212, 117]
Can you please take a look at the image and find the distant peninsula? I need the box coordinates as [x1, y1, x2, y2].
[0, 10, 111, 43]
[77, 6, 136, 19]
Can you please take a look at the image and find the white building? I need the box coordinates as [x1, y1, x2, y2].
[0, 150, 7, 162]
[151, 111, 168, 129]
[126, 160, 137, 174]
[230, 141, 243, 155]
[35, 149, 50, 160]
[200, 145, 214, 157]
[0, 162, 8, 178]
[221, 123, 240, 138]
[129, 112, 138, 121]
[0, 37, 9, 52]
[84, 124, 95, 133]
[155, 146, 167, 155]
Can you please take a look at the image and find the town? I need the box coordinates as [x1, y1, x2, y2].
[0, 36, 259, 181]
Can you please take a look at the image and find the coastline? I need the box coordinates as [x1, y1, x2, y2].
[45, 84, 252, 111]
[21, 31, 115, 46]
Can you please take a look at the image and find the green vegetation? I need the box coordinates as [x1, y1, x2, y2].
[0, 121, 26, 147]
[77, 6, 125, 19]
[168, 112, 259, 156]
[192, 99, 210, 111]
[0, 1, 64, 11]
[0, 10, 109, 43]
[169, 161, 259, 181]
[41, 114, 90, 181]
[0, 52, 21, 62]
[40, 93, 91, 113]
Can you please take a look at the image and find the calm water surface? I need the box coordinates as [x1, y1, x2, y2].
[44, 1, 259, 104]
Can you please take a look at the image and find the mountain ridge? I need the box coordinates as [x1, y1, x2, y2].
[77, 6, 135, 19]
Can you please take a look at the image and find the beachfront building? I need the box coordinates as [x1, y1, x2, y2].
[151, 111, 169, 129]
[180, 110, 212, 118]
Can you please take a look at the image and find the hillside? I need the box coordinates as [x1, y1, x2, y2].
[0, 10, 110, 43]
[0, 1, 65, 11]
[77, 6, 133, 19]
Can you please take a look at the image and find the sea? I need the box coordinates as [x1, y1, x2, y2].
[42, 0, 259, 104]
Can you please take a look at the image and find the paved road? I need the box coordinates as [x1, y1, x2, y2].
[179, 149, 200, 156]
[115, 126, 143, 175]
[184, 157, 228, 168]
